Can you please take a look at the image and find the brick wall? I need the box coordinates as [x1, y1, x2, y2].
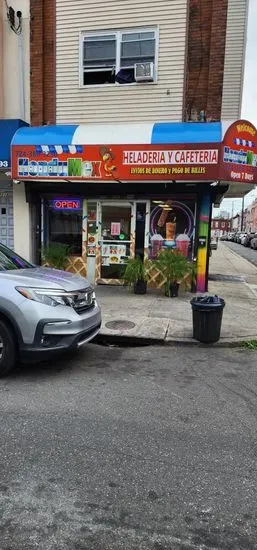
[211, 218, 231, 233]
[184, 0, 228, 122]
[30, 0, 56, 126]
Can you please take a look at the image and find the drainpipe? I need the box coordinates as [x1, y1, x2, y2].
[17, 11, 25, 120]
[241, 195, 245, 231]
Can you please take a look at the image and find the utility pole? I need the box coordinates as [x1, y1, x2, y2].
[231, 201, 235, 232]
[241, 195, 245, 231]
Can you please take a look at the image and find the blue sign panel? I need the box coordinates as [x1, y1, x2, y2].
[0, 119, 29, 168]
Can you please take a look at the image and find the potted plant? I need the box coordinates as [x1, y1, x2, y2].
[154, 249, 193, 297]
[43, 243, 70, 270]
[123, 256, 150, 294]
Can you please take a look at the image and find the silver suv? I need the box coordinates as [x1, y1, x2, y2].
[0, 243, 101, 375]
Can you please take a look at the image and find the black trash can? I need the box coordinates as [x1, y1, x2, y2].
[190, 295, 225, 343]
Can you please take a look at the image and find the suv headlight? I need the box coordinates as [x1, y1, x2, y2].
[16, 287, 75, 307]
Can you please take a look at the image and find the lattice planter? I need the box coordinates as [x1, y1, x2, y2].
[146, 264, 166, 290]
[146, 265, 194, 292]
[42, 256, 87, 277]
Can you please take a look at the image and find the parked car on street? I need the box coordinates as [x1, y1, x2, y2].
[210, 237, 218, 250]
[238, 233, 247, 244]
[230, 232, 237, 242]
[0, 243, 101, 375]
[240, 234, 248, 246]
[250, 234, 257, 249]
[243, 233, 255, 247]
[234, 232, 245, 243]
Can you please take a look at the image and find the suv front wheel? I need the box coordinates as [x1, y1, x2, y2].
[0, 320, 17, 376]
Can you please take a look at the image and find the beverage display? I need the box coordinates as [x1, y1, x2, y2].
[157, 209, 168, 228]
[166, 222, 176, 241]
[149, 199, 195, 261]
[151, 233, 163, 258]
[176, 233, 190, 257]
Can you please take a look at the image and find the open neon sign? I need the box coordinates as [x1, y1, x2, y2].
[53, 199, 82, 211]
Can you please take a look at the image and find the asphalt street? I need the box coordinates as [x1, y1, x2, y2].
[224, 240, 257, 268]
[1, 344, 257, 550]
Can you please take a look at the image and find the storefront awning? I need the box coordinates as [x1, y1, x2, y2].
[0, 119, 29, 170]
[12, 121, 224, 146]
[11, 120, 257, 193]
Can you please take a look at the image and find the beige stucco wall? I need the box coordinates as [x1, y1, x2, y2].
[1, 0, 30, 122]
[1, 0, 31, 256]
[0, 1, 3, 118]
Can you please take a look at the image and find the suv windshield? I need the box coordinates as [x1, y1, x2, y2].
[0, 244, 34, 271]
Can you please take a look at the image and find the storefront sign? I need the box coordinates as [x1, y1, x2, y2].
[1, 119, 28, 169]
[220, 120, 257, 183]
[101, 244, 127, 265]
[12, 143, 219, 182]
[53, 198, 81, 210]
[87, 246, 96, 257]
[111, 222, 121, 236]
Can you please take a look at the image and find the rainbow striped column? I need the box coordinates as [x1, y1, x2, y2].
[196, 193, 211, 292]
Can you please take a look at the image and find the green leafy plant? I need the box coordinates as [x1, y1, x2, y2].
[43, 243, 70, 270]
[123, 256, 150, 285]
[153, 249, 194, 296]
[241, 340, 257, 350]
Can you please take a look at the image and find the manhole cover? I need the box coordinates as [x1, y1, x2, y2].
[105, 320, 136, 330]
[209, 274, 245, 282]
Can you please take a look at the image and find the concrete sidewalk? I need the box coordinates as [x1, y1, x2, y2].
[96, 243, 257, 346]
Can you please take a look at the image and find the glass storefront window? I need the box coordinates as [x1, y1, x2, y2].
[149, 199, 195, 260]
[46, 200, 82, 255]
[100, 203, 132, 279]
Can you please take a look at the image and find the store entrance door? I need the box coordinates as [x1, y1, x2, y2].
[99, 201, 135, 282]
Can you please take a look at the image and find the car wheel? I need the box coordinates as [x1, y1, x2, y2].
[0, 320, 17, 376]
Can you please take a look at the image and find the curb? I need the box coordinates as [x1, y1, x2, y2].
[94, 332, 255, 349]
[94, 333, 164, 347]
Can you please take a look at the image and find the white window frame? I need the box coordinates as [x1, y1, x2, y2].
[79, 27, 159, 88]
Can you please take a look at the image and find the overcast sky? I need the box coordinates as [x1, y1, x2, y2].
[214, 0, 257, 217]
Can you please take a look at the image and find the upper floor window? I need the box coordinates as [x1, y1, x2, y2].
[81, 28, 157, 86]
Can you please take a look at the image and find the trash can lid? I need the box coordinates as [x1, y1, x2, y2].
[190, 295, 225, 308]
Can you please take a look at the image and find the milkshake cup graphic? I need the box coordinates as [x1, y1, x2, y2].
[166, 222, 176, 241]
[157, 209, 168, 227]
[176, 233, 190, 257]
[151, 233, 163, 258]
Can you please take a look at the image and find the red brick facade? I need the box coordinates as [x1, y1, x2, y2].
[184, 0, 228, 122]
[30, 0, 56, 126]
[211, 218, 231, 235]
[30, 0, 228, 126]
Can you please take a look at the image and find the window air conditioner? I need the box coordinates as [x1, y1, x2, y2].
[134, 62, 154, 82]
